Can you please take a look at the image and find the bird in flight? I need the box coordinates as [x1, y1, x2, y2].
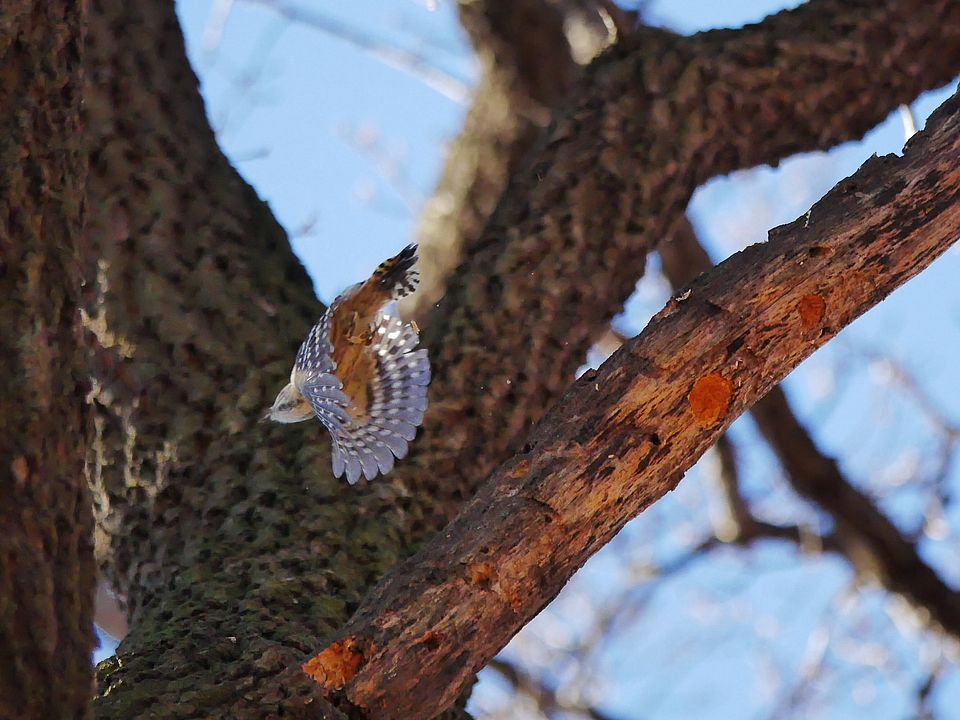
[264, 244, 430, 484]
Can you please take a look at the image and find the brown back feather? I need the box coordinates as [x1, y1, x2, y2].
[328, 245, 419, 420]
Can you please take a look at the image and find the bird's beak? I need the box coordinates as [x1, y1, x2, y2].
[259, 409, 272, 424]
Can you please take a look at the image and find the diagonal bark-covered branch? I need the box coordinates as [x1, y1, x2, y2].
[0, 3, 93, 718]
[311, 89, 960, 719]
[658, 215, 960, 640]
[414, 0, 960, 518]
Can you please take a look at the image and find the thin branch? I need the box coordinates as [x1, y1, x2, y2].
[337, 124, 425, 216]
[707, 435, 752, 541]
[916, 656, 945, 720]
[763, 583, 856, 720]
[200, 0, 236, 57]
[750, 390, 960, 641]
[900, 104, 919, 141]
[703, 437, 839, 553]
[240, 0, 470, 103]
[486, 657, 625, 720]
[594, 0, 640, 41]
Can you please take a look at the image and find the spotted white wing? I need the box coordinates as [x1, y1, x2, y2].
[293, 311, 353, 440]
[293, 308, 430, 485]
[326, 313, 429, 484]
[294, 312, 337, 376]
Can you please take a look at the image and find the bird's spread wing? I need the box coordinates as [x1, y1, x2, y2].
[294, 313, 337, 376]
[327, 313, 429, 483]
[294, 313, 352, 433]
[294, 307, 430, 484]
[291, 249, 430, 485]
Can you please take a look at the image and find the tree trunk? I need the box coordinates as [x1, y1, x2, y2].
[0, 3, 92, 719]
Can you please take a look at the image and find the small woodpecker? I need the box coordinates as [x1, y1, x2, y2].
[264, 244, 430, 484]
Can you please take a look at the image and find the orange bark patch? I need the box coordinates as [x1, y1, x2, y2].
[11, 457, 29, 486]
[467, 561, 496, 589]
[507, 459, 529, 479]
[688, 373, 732, 428]
[797, 294, 826, 331]
[302, 637, 367, 690]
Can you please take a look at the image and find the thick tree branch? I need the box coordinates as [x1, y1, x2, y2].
[414, 0, 960, 518]
[659, 216, 960, 640]
[0, 3, 93, 718]
[407, 0, 581, 318]
[311, 89, 960, 719]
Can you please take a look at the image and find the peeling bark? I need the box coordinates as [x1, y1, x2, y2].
[315, 90, 960, 719]
[0, 3, 93, 719]
[660, 212, 960, 642]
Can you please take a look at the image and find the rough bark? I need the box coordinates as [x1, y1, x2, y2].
[316, 90, 960, 719]
[415, 0, 960, 518]
[0, 3, 93, 719]
[407, 0, 581, 319]
[658, 216, 960, 640]
[82, 0, 960, 717]
[81, 3, 461, 718]
[82, 3, 345, 717]
[660, 211, 960, 634]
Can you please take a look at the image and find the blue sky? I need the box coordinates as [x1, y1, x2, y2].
[95, 2, 960, 717]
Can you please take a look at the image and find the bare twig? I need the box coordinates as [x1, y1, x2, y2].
[240, 0, 470, 103]
[764, 583, 856, 719]
[487, 657, 625, 720]
[915, 656, 945, 720]
[337, 124, 425, 216]
[900, 104, 919, 141]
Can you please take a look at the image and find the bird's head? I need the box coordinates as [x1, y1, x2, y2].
[263, 383, 314, 424]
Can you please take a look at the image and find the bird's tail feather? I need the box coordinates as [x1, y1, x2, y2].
[372, 243, 419, 300]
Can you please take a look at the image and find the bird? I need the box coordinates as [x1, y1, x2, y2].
[264, 244, 430, 484]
